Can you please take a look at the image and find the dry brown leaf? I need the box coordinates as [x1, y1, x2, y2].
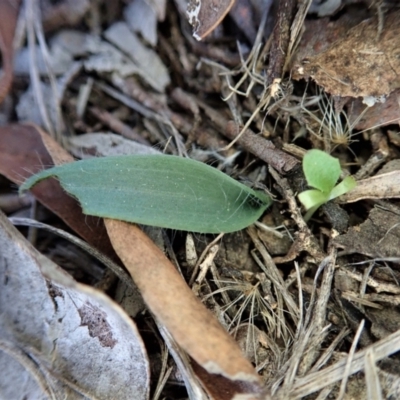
[105, 219, 263, 396]
[294, 12, 400, 97]
[338, 171, 400, 203]
[0, 123, 118, 260]
[0, 210, 150, 399]
[290, 9, 368, 71]
[192, 360, 264, 400]
[347, 88, 400, 130]
[187, 0, 235, 40]
[0, 0, 21, 103]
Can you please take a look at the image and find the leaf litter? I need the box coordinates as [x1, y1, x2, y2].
[2, 0, 400, 399]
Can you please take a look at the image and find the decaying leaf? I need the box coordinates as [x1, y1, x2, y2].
[0, 210, 150, 399]
[290, 11, 368, 69]
[294, 12, 400, 97]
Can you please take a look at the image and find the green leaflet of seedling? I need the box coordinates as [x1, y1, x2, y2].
[20, 155, 271, 234]
[298, 149, 356, 221]
[302, 149, 340, 194]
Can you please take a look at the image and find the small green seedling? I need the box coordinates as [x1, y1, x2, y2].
[19, 155, 271, 234]
[298, 149, 356, 221]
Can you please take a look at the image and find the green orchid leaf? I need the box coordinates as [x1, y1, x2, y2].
[329, 175, 357, 200]
[20, 155, 271, 234]
[298, 189, 329, 211]
[303, 149, 341, 193]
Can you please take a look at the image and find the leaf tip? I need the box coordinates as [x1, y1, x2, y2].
[18, 169, 56, 195]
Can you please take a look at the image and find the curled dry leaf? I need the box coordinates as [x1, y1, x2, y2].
[0, 211, 150, 399]
[105, 219, 263, 396]
[294, 12, 400, 97]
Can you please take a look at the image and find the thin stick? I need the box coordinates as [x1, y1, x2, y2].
[189, 232, 224, 286]
[337, 320, 365, 400]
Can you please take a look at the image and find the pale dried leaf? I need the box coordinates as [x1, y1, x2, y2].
[51, 30, 89, 57]
[104, 22, 170, 92]
[338, 171, 400, 203]
[124, 0, 158, 46]
[14, 44, 74, 76]
[0, 211, 150, 400]
[37, 124, 75, 165]
[84, 35, 141, 76]
[157, 324, 209, 400]
[68, 132, 160, 158]
[16, 83, 60, 129]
